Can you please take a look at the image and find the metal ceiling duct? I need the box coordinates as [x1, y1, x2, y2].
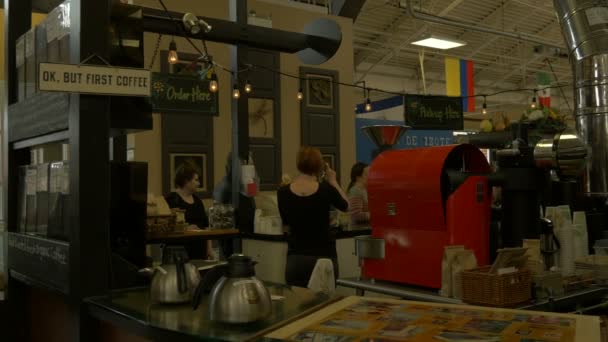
[555, 0, 608, 196]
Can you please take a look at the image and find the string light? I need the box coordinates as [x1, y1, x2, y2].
[365, 98, 372, 112]
[364, 88, 372, 112]
[244, 80, 252, 94]
[482, 96, 487, 115]
[168, 38, 178, 64]
[157, 0, 582, 108]
[209, 72, 218, 93]
[232, 84, 240, 99]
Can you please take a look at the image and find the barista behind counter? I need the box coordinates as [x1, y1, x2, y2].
[165, 164, 214, 260]
[213, 152, 257, 257]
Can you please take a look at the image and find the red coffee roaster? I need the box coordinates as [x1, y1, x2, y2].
[356, 124, 588, 289]
[358, 125, 491, 288]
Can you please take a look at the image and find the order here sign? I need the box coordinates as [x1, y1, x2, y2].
[38, 62, 151, 97]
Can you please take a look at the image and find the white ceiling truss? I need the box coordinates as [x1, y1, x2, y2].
[353, 0, 574, 118]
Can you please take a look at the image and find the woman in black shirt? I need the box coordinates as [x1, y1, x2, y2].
[278, 146, 348, 287]
[165, 164, 213, 260]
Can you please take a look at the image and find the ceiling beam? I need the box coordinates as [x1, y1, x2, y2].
[331, 0, 367, 20]
[354, 0, 465, 81]
[353, 40, 571, 78]
[479, 16, 560, 85]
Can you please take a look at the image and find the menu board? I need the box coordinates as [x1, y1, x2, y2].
[267, 297, 599, 342]
[404, 95, 463, 130]
[150, 72, 219, 115]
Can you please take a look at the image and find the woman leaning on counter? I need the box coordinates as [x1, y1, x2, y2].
[277, 146, 349, 287]
[347, 162, 370, 229]
[165, 164, 214, 260]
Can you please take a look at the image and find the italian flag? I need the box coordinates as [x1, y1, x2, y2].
[538, 72, 551, 108]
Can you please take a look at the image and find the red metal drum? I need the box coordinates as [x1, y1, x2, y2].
[363, 144, 491, 288]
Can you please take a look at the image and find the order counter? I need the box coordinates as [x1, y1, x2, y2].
[86, 286, 601, 341]
[241, 228, 370, 287]
[86, 283, 335, 342]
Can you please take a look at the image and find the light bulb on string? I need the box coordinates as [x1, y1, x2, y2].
[365, 98, 372, 112]
[531, 91, 537, 109]
[244, 80, 252, 94]
[482, 96, 487, 115]
[232, 84, 240, 99]
[297, 88, 304, 100]
[168, 39, 178, 65]
[209, 72, 218, 93]
[364, 88, 372, 112]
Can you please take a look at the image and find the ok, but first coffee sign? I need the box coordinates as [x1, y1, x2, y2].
[38, 63, 218, 115]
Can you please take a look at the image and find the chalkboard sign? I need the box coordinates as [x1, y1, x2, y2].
[404, 95, 463, 130]
[7, 232, 69, 293]
[150, 72, 219, 115]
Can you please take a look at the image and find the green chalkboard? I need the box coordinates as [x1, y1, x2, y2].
[404, 95, 463, 130]
[150, 72, 219, 115]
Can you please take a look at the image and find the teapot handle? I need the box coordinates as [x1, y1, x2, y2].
[176, 256, 188, 294]
[192, 263, 229, 310]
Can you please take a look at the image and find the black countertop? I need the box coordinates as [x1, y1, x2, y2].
[86, 284, 337, 342]
[242, 228, 371, 242]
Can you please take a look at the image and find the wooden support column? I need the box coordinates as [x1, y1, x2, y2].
[68, 0, 112, 340]
[4, 2, 32, 341]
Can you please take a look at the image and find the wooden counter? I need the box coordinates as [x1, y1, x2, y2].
[146, 228, 239, 244]
[266, 296, 601, 341]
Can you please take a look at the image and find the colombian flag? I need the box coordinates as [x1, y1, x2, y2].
[445, 57, 475, 112]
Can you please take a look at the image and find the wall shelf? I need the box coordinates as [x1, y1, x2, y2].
[7, 233, 70, 295]
[12, 129, 69, 150]
[8, 92, 70, 143]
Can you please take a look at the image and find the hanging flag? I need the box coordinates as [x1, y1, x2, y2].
[445, 57, 475, 112]
[537, 72, 551, 108]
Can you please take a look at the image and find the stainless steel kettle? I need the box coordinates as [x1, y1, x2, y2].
[140, 246, 200, 304]
[193, 254, 271, 323]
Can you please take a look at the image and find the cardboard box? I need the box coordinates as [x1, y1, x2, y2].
[57, 0, 71, 64]
[25, 165, 38, 234]
[16, 34, 26, 102]
[25, 28, 37, 98]
[46, 6, 61, 63]
[36, 163, 50, 236]
[36, 22, 48, 93]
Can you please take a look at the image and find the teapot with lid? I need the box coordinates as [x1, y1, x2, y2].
[140, 246, 200, 304]
[193, 254, 271, 323]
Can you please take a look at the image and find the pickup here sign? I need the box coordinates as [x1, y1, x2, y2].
[38, 62, 151, 97]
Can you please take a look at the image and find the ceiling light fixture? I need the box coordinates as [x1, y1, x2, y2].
[411, 35, 467, 50]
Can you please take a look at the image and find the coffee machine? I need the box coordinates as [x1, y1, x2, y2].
[357, 124, 587, 289]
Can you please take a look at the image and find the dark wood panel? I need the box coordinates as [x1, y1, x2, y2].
[162, 114, 213, 145]
[247, 49, 278, 93]
[250, 144, 278, 190]
[247, 49, 281, 189]
[307, 114, 336, 146]
[160, 52, 215, 198]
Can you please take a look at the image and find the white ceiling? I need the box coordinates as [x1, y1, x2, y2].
[352, 0, 574, 118]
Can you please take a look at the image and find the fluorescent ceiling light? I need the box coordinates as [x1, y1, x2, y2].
[411, 36, 467, 50]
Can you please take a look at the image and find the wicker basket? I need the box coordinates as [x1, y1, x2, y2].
[461, 266, 532, 307]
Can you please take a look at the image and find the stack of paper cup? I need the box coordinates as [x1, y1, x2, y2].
[557, 224, 576, 275]
[573, 211, 589, 257]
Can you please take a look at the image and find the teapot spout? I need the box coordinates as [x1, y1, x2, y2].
[138, 267, 155, 277]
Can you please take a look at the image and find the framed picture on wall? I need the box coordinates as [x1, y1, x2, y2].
[169, 153, 207, 192]
[248, 98, 275, 139]
[306, 74, 334, 109]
